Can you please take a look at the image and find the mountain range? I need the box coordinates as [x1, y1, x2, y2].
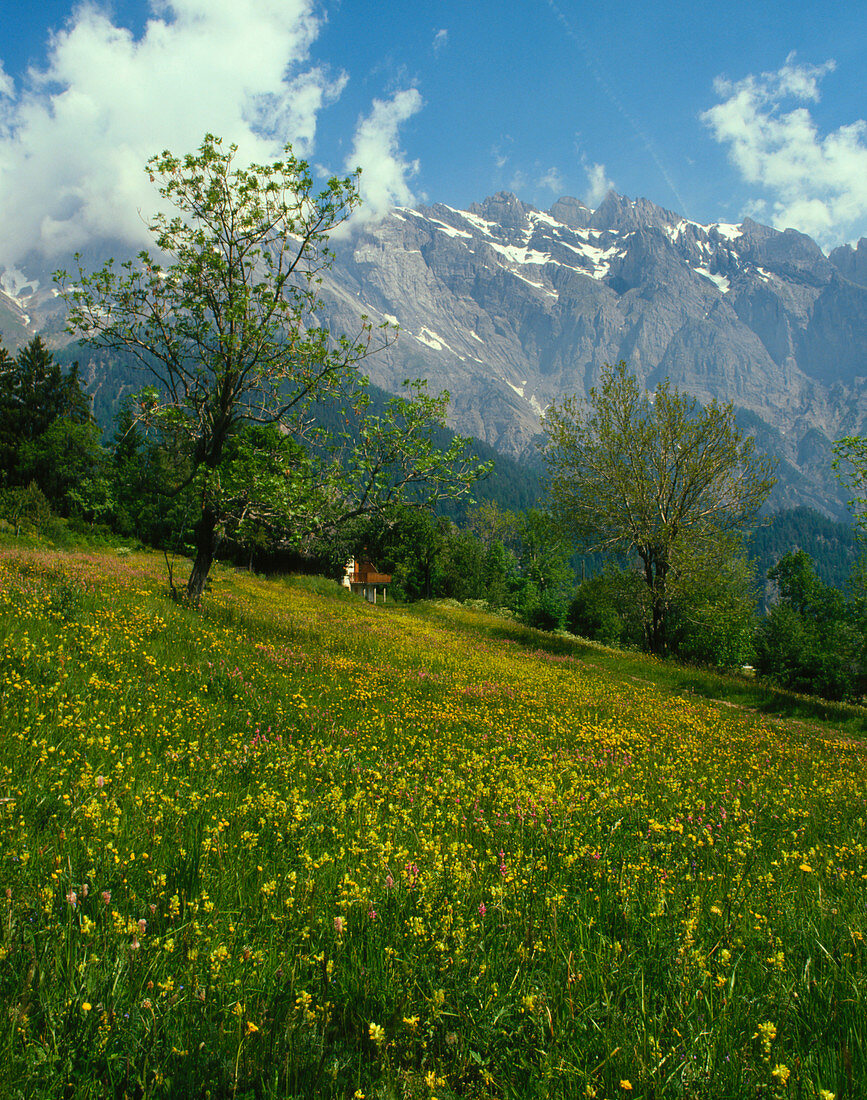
[4, 189, 867, 518]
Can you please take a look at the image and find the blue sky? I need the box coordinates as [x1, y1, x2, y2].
[1, 0, 866, 272]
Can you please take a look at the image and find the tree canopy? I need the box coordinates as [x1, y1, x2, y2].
[0, 335, 103, 523]
[57, 135, 485, 601]
[833, 435, 867, 535]
[542, 361, 776, 653]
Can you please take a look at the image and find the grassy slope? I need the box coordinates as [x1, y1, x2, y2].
[0, 547, 864, 1099]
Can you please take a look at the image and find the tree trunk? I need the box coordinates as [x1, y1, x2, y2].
[641, 549, 668, 656]
[186, 502, 220, 604]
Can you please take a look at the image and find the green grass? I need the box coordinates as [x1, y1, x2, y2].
[417, 598, 867, 738]
[0, 546, 863, 1099]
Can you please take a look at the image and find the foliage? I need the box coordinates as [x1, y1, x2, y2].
[109, 400, 199, 553]
[20, 418, 108, 518]
[567, 568, 647, 648]
[511, 508, 574, 629]
[566, 535, 757, 667]
[0, 547, 864, 1098]
[0, 482, 52, 536]
[0, 336, 102, 514]
[433, 525, 488, 603]
[747, 505, 861, 596]
[543, 362, 776, 653]
[834, 435, 867, 534]
[666, 532, 759, 667]
[355, 504, 575, 627]
[755, 550, 867, 701]
[57, 135, 485, 602]
[365, 508, 450, 601]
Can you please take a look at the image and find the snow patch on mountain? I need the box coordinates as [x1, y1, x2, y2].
[487, 242, 550, 266]
[510, 271, 558, 297]
[713, 223, 742, 241]
[429, 217, 472, 240]
[415, 327, 456, 353]
[694, 267, 731, 293]
[0, 268, 39, 299]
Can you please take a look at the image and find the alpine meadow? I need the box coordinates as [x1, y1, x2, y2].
[1, 19, 867, 1097]
[0, 548, 865, 1099]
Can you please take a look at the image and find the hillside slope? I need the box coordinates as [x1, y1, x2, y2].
[0, 547, 864, 1097]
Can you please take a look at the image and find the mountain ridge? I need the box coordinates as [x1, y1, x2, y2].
[3, 187, 867, 517]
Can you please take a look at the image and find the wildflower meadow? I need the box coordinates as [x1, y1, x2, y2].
[0, 547, 864, 1099]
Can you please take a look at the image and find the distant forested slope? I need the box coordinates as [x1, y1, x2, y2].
[748, 506, 861, 592]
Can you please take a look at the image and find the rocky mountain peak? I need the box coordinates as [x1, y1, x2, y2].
[830, 238, 867, 288]
[3, 186, 867, 517]
[468, 191, 531, 230]
[548, 196, 592, 229]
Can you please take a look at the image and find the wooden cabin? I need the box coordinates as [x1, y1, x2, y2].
[342, 554, 392, 604]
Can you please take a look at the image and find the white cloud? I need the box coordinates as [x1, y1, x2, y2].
[508, 169, 528, 194]
[0, 61, 13, 100]
[583, 162, 613, 207]
[491, 140, 510, 171]
[433, 29, 448, 56]
[345, 88, 423, 221]
[702, 54, 867, 246]
[0, 0, 348, 268]
[537, 166, 564, 193]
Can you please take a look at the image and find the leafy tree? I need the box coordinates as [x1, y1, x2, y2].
[464, 501, 521, 609]
[0, 335, 102, 513]
[754, 550, 867, 701]
[58, 135, 484, 602]
[372, 509, 449, 602]
[747, 506, 860, 597]
[467, 500, 519, 549]
[512, 509, 574, 630]
[434, 525, 487, 602]
[766, 549, 846, 621]
[834, 436, 867, 534]
[0, 482, 52, 536]
[109, 402, 198, 550]
[18, 418, 107, 516]
[543, 362, 776, 654]
[666, 533, 758, 667]
[567, 569, 646, 648]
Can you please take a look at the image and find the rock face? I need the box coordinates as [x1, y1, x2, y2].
[311, 191, 867, 515]
[4, 188, 867, 515]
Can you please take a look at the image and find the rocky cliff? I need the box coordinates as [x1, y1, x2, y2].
[310, 190, 867, 514]
[4, 189, 867, 516]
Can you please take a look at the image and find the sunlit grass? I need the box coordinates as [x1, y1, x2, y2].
[0, 547, 864, 1098]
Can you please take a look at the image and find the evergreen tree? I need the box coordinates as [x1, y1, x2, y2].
[0, 335, 102, 514]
